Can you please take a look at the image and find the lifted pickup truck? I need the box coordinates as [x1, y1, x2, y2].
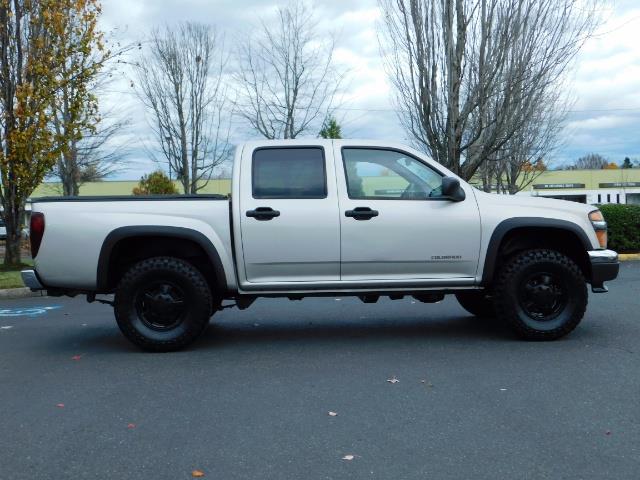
[22, 140, 619, 351]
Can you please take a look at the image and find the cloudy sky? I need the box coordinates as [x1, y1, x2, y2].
[98, 0, 640, 179]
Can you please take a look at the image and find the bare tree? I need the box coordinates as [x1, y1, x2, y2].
[379, 0, 600, 181]
[479, 86, 566, 193]
[570, 153, 608, 170]
[235, 0, 343, 139]
[51, 109, 130, 195]
[136, 23, 231, 194]
[51, 28, 135, 197]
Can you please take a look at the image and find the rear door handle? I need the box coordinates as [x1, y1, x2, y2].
[345, 207, 379, 220]
[246, 207, 280, 221]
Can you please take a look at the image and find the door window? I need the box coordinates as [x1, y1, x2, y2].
[253, 147, 327, 199]
[342, 148, 444, 200]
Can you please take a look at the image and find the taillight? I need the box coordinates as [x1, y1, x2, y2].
[30, 212, 45, 258]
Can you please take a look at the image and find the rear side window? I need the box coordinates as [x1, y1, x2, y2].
[252, 147, 327, 199]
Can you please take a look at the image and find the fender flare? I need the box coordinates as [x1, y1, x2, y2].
[96, 226, 227, 292]
[480, 217, 593, 285]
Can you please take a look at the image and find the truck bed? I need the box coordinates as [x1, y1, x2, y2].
[30, 195, 234, 291]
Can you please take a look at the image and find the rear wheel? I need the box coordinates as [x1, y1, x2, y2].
[114, 257, 212, 352]
[493, 249, 587, 341]
[455, 291, 495, 318]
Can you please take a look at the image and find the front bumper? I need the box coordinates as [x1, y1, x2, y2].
[21, 270, 44, 291]
[588, 249, 619, 293]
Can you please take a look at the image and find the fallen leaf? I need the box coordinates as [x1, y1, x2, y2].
[328, 411, 337, 417]
[71, 355, 82, 361]
[342, 455, 355, 461]
[56, 403, 65, 408]
[387, 376, 399, 384]
[127, 423, 136, 429]
[192, 470, 205, 477]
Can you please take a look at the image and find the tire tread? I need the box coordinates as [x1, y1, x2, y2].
[114, 256, 212, 351]
[493, 249, 587, 341]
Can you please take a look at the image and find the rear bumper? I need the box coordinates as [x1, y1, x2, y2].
[21, 270, 44, 291]
[588, 249, 619, 293]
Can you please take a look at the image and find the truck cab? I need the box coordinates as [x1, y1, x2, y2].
[235, 140, 481, 290]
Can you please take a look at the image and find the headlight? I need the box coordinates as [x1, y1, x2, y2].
[589, 210, 607, 248]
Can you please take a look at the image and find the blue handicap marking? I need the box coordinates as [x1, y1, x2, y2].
[0, 306, 61, 317]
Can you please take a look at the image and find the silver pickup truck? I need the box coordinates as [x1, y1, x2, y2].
[22, 139, 619, 351]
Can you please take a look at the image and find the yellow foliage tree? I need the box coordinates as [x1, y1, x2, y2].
[51, 0, 117, 197]
[0, 0, 104, 265]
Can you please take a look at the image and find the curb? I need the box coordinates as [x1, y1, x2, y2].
[619, 253, 640, 262]
[0, 288, 46, 300]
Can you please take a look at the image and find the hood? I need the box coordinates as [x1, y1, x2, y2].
[473, 190, 597, 216]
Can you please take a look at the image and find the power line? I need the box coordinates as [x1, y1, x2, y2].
[98, 91, 640, 115]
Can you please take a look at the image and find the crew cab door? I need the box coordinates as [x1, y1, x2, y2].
[335, 145, 481, 281]
[238, 143, 340, 284]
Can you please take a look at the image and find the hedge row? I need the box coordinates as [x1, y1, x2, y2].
[599, 204, 640, 252]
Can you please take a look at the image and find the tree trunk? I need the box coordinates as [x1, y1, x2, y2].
[59, 147, 81, 196]
[4, 231, 22, 266]
[3, 207, 23, 266]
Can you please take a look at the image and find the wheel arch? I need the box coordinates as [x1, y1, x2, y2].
[97, 226, 228, 293]
[481, 218, 593, 286]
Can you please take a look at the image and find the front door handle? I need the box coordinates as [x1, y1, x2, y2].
[246, 207, 280, 221]
[345, 207, 379, 220]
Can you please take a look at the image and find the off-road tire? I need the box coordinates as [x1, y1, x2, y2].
[114, 257, 212, 352]
[455, 291, 495, 318]
[493, 249, 587, 341]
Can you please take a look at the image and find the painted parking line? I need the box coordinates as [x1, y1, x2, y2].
[0, 306, 61, 317]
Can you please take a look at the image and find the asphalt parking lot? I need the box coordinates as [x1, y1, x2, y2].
[1, 262, 639, 479]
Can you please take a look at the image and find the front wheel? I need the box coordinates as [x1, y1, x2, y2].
[493, 249, 587, 341]
[114, 257, 213, 352]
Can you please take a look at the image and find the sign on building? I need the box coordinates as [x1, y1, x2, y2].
[533, 183, 585, 190]
[598, 182, 640, 188]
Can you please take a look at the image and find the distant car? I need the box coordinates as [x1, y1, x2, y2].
[0, 219, 28, 240]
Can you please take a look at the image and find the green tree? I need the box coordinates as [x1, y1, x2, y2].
[622, 157, 633, 169]
[319, 116, 342, 139]
[132, 171, 178, 195]
[1, 0, 102, 265]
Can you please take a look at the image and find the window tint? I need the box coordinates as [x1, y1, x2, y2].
[342, 148, 444, 200]
[252, 148, 327, 199]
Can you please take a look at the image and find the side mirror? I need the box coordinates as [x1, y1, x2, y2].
[441, 177, 466, 202]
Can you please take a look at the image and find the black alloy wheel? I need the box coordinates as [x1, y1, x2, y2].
[135, 281, 186, 331]
[518, 272, 568, 322]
